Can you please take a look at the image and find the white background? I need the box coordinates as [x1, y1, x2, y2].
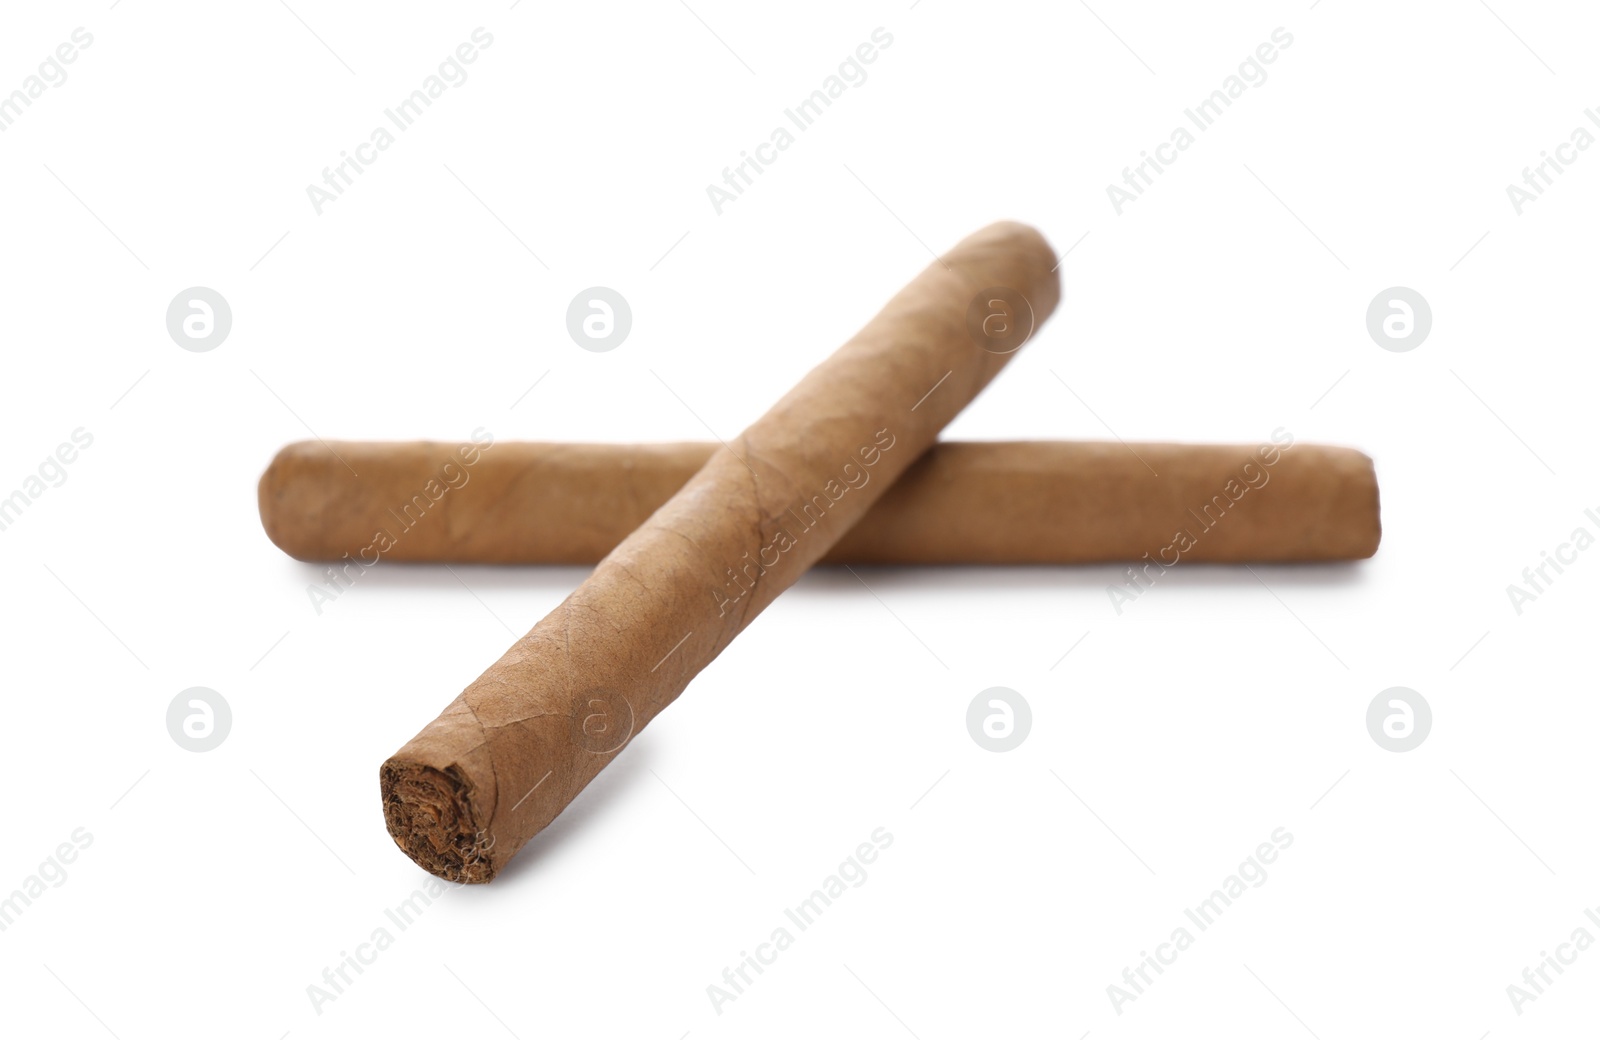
[2, 1, 1596, 1037]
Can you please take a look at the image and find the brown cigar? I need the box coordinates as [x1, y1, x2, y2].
[380, 221, 1061, 882]
[261, 438, 1379, 566]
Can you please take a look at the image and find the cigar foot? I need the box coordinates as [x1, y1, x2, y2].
[380, 761, 493, 884]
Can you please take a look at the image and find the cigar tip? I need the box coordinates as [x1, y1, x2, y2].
[258, 441, 322, 561]
[952, 221, 1062, 319]
[961, 220, 1054, 265]
[1353, 449, 1382, 559]
[380, 759, 497, 884]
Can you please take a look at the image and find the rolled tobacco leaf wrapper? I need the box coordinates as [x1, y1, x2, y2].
[261, 439, 1380, 566]
[380, 221, 1061, 882]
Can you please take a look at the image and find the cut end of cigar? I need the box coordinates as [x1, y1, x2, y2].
[380, 759, 497, 884]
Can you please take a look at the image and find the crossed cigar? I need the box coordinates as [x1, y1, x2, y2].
[257, 223, 1380, 882]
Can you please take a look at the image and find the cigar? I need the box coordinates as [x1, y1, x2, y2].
[261, 439, 1380, 566]
[380, 221, 1061, 882]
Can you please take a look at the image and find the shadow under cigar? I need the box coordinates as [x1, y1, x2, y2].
[481, 737, 660, 889]
[797, 560, 1371, 594]
[307, 559, 1371, 598]
[297, 561, 598, 596]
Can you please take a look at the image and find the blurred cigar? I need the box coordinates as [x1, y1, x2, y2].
[260, 437, 1380, 566]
